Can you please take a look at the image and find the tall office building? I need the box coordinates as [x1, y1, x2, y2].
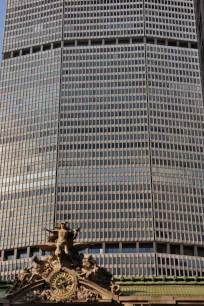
[0, 0, 204, 280]
[194, 0, 204, 98]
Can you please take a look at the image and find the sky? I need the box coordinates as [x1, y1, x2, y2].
[0, 0, 6, 60]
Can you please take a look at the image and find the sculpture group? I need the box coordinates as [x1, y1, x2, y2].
[6, 223, 120, 303]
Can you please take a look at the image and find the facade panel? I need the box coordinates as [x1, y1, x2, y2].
[145, 0, 197, 41]
[63, 0, 144, 40]
[0, 49, 61, 251]
[3, 0, 64, 52]
[147, 44, 203, 245]
[58, 44, 153, 243]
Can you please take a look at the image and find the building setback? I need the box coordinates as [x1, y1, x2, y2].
[0, 0, 204, 279]
[194, 0, 204, 98]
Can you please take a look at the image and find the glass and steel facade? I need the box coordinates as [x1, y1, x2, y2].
[0, 0, 204, 279]
[194, 0, 204, 98]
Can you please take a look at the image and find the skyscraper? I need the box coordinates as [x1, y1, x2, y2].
[194, 0, 204, 98]
[0, 0, 204, 280]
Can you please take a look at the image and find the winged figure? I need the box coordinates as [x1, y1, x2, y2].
[37, 223, 93, 267]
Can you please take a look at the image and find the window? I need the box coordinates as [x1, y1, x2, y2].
[42, 250, 51, 256]
[198, 247, 204, 257]
[89, 244, 103, 254]
[4, 250, 14, 261]
[139, 243, 153, 253]
[183, 246, 194, 256]
[106, 243, 120, 254]
[157, 243, 167, 254]
[30, 248, 40, 257]
[122, 243, 136, 253]
[170, 244, 180, 255]
[17, 249, 27, 259]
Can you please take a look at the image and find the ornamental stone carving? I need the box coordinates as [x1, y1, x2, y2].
[6, 223, 120, 303]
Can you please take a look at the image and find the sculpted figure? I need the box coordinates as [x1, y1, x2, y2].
[44, 223, 80, 266]
[44, 227, 58, 243]
[19, 267, 32, 284]
[80, 255, 112, 284]
[81, 255, 98, 280]
[6, 221, 119, 303]
[28, 256, 49, 283]
[46, 252, 58, 269]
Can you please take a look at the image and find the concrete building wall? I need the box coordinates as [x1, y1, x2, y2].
[0, 0, 204, 280]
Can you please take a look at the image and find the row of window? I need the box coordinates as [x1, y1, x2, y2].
[58, 184, 150, 193]
[4, 181, 203, 206]
[56, 193, 151, 201]
[2, 242, 204, 262]
[2, 37, 198, 61]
